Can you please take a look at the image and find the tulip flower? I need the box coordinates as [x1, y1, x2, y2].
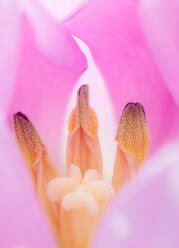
[1, 0, 179, 247]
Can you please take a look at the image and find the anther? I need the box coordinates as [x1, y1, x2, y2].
[116, 103, 150, 164]
[13, 112, 43, 168]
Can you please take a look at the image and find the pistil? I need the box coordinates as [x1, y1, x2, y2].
[112, 103, 150, 190]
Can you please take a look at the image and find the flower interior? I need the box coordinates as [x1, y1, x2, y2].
[13, 84, 150, 248]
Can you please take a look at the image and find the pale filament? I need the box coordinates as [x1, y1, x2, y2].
[13, 85, 150, 248]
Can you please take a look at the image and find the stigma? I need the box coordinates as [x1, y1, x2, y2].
[13, 84, 150, 248]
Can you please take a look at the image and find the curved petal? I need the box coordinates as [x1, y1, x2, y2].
[141, 0, 179, 106]
[21, 0, 87, 69]
[40, 0, 90, 21]
[8, 5, 87, 168]
[92, 142, 179, 248]
[67, 0, 179, 153]
[0, 122, 56, 247]
[0, 0, 19, 112]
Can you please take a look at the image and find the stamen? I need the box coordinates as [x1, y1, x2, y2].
[116, 103, 150, 164]
[13, 112, 60, 242]
[13, 112, 43, 168]
[112, 103, 150, 191]
[33, 161, 59, 234]
[78, 85, 89, 132]
[13, 112, 59, 182]
[68, 84, 98, 137]
[67, 85, 103, 175]
[41, 145, 59, 182]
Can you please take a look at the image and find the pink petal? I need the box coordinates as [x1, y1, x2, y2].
[141, 0, 179, 104]
[21, 0, 87, 69]
[40, 0, 90, 21]
[0, 124, 56, 247]
[0, 0, 19, 112]
[141, 0, 179, 106]
[8, 3, 87, 168]
[92, 143, 179, 248]
[67, 0, 179, 153]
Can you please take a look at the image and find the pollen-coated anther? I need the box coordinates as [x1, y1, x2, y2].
[116, 102, 150, 164]
[13, 112, 43, 168]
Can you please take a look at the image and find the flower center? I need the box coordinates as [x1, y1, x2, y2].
[13, 84, 150, 248]
[47, 164, 114, 248]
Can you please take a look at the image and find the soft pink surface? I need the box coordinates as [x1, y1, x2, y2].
[21, 0, 87, 69]
[67, 0, 179, 153]
[0, 0, 19, 112]
[0, 126, 56, 247]
[1, 0, 179, 247]
[92, 144, 179, 248]
[141, 0, 179, 106]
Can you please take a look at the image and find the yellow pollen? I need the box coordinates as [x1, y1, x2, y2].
[13, 112, 43, 168]
[116, 102, 150, 164]
[78, 84, 90, 128]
